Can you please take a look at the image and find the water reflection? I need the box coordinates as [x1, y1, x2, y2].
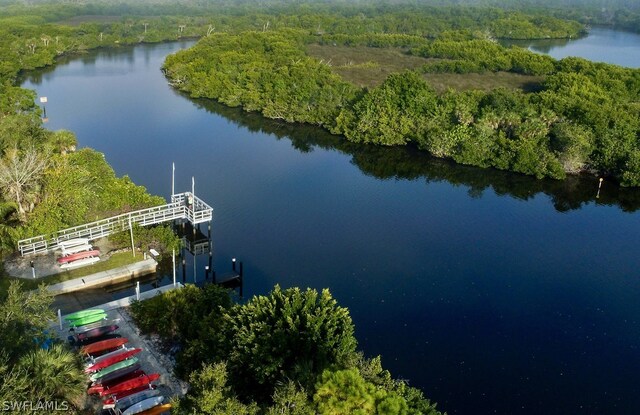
[188, 95, 640, 213]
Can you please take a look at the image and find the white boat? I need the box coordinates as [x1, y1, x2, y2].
[122, 396, 164, 415]
[116, 389, 161, 411]
[61, 243, 92, 256]
[59, 256, 100, 269]
[58, 238, 90, 249]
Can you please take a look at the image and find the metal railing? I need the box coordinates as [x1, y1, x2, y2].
[18, 192, 213, 256]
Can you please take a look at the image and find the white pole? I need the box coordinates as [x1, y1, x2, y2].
[172, 162, 175, 198]
[172, 249, 176, 287]
[192, 176, 195, 199]
[129, 216, 135, 257]
[136, 281, 140, 300]
[58, 309, 62, 330]
[31, 267, 36, 279]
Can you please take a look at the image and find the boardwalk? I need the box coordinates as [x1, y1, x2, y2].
[18, 192, 212, 256]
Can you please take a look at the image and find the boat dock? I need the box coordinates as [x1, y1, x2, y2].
[17, 191, 213, 256]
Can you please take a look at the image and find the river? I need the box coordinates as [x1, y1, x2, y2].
[22, 29, 640, 415]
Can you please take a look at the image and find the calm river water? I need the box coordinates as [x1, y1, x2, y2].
[22, 28, 640, 415]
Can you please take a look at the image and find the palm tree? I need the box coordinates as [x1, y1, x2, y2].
[18, 344, 86, 408]
[0, 201, 19, 254]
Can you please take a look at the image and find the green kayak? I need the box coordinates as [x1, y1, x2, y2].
[64, 309, 105, 321]
[69, 313, 107, 328]
[89, 357, 139, 382]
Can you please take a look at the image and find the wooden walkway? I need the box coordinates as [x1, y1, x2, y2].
[18, 192, 212, 256]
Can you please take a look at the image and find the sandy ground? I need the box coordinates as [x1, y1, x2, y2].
[53, 307, 188, 412]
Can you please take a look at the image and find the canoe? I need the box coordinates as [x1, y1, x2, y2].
[102, 384, 156, 405]
[115, 389, 161, 411]
[122, 396, 164, 415]
[86, 346, 131, 366]
[60, 243, 93, 256]
[92, 362, 141, 384]
[58, 238, 90, 249]
[138, 403, 171, 415]
[88, 370, 145, 395]
[99, 373, 160, 397]
[90, 357, 139, 382]
[75, 333, 121, 347]
[81, 337, 128, 355]
[64, 308, 105, 321]
[71, 319, 111, 333]
[86, 348, 141, 373]
[60, 256, 100, 269]
[76, 324, 118, 341]
[58, 249, 100, 264]
[69, 313, 107, 328]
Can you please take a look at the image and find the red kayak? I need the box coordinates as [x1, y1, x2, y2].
[99, 373, 160, 397]
[102, 384, 157, 406]
[57, 249, 100, 264]
[81, 338, 128, 355]
[76, 325, 119, 341]
[85, 348, 142, 373]
[87, 369, 145, 395]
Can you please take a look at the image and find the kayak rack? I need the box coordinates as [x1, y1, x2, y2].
[18, 191, 212, 256]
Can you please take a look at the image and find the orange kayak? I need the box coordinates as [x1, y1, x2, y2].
[138, 403, 172, 415]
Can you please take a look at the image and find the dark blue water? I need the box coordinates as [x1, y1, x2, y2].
[22, 38, 640, 415]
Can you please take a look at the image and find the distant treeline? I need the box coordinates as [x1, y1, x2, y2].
[163, 30, 640, 185]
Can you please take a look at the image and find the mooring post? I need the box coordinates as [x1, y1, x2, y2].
[239, 262, 244, 298]
[30, 261, 35, 279]
[208, 250, 213, 278]
[596, 177, 603, 199]
[136, 281, 140, 301]
[58, 309, 62, 330]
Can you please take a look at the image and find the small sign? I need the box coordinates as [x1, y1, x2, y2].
[39, 96, 48, 103]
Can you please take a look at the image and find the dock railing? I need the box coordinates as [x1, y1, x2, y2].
[18, 192, 213, 256]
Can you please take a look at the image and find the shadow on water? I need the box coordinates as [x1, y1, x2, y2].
[186, 94, 640, 213]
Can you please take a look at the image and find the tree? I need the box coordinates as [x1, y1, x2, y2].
[266, 381, 314, 415]
[0, 281, 54, 363]
[314, 368, 410, 415]
[220, 285, 358, 402]
[17, 344, 86, 408]
[314, 368, 378, 415]
[173, 362, 258, 415]
[0, 148, 48, 220]
[0, 202, 19, 253]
